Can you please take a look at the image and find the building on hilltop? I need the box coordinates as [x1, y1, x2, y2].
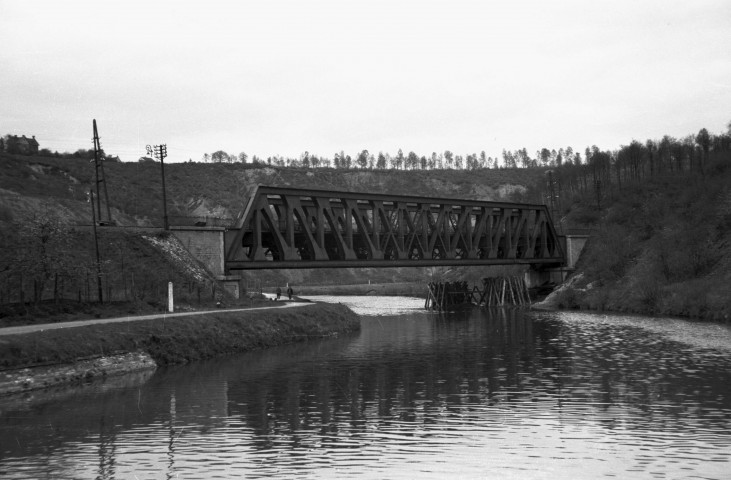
[2, 135, 40, 155]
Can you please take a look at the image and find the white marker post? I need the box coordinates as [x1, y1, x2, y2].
[168, 282, 174, 313]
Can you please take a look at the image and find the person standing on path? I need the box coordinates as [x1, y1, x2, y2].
[276, 286, 282, 300]
[287, 285, 293, 300]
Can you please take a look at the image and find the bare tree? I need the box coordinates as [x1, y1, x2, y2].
[13, 208, 72, 303]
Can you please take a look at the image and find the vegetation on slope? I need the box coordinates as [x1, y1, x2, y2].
[0, 221, 227, 326]
[0, 153, 547, 226]
[551, 152, 731, 321]
[2, 120, 731, 321]
[0, 151, 546, 315]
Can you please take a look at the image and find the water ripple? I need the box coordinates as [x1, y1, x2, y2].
[1, 304, 730, 479]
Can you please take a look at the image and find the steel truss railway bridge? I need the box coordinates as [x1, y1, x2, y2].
[222, 186, 565, 272]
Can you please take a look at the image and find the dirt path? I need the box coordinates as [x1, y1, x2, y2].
[0, 301, 315, 337]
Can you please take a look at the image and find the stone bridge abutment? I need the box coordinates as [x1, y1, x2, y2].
[170, 226, 242, 299]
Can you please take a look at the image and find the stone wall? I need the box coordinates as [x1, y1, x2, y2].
[170, 227, 225, 276]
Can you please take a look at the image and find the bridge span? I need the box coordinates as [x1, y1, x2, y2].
[221, 186, 565, 271]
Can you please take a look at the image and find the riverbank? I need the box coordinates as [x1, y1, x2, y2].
[0, 302, 360, 396]
[533, 273, 731, 323]
[0, 295, 279, 328]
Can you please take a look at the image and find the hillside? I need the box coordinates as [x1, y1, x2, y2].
[0, 153, 547, 227]
[4, 149, 729, 322]
[547, 154, 731, 322]
[0, 153, 546, 311]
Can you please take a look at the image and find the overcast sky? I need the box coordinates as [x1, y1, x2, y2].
[2, 0, 730, 163]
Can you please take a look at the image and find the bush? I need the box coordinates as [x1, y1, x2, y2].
[569, 205, 601, 225]
[0, 205, 12, 222]
[580, 225, 636, 283]
[583, 288, 610, 311]
[554, 287, 580, 309]
[637, 278, 661, 314]
[661, 280, 710, 318]
[707, 154, 731, 175]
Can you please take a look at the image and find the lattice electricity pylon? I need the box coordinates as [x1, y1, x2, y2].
[224, 186, 565, 271]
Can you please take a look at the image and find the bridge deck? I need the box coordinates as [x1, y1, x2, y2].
[225, 186, 565, 270]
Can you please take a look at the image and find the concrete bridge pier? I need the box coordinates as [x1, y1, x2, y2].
[170, 226, 242, 299]
[524, 233, 589, 289]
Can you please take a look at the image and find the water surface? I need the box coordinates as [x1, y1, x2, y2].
[1, 297, 729, 479]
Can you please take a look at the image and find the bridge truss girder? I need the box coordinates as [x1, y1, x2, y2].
[225, 186, 565, 270]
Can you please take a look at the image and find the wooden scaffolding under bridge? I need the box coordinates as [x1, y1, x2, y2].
[425, 281, 472, 311]
[424, 276, 531, 310]
[477, 276, 531, 307]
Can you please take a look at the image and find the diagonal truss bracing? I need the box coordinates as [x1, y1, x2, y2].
[225, 186, 565, 270]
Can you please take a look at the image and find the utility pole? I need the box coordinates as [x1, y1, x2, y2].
[89, 190, 104, 303]
[92, 119, 112, 224]
[147, 144, 169, 230]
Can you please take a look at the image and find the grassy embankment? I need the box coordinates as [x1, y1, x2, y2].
[550, 155, 731, 322]
[0, 228, 238, 327]
[0, 302, 360, 372]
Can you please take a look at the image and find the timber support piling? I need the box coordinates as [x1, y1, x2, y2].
[425, 276, 531, 310]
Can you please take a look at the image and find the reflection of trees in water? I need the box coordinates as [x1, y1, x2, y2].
[228, 308, 546, 445]
[229, 310, 731, 448]
[2, 309, 730, 474]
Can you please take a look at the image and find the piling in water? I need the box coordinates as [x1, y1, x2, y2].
[478, 276, 531, 306]
[425, 276, 531, 310]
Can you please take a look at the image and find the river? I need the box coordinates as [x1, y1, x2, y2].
[1, 296, 730, 479]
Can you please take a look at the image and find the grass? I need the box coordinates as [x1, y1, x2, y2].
[0, 302, 360, 370]
[0, 294, 279, 328]
[0, 226, 233, 321]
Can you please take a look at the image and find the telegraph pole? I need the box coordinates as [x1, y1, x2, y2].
[147, 144, 169, 230]
[92, 119, 112, 224]
[89, 190, 104, 303]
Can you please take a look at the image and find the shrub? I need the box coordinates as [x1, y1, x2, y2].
[637, 278, 661, 314]
[0, 205, 12, 222]
[661, 280, 711, 318]
[554, 287, 580, 309]
[569, 205, 601, 225]
[583, 288, 610, 311]
[580, 225, 636, 283]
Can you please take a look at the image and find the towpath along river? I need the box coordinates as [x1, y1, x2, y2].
[0, 301, 315, 336]
[0, 301, 328, 396]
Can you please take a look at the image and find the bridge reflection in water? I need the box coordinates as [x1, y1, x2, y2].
[225, 186, 565, 270]
[3, 306, 730, 479]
